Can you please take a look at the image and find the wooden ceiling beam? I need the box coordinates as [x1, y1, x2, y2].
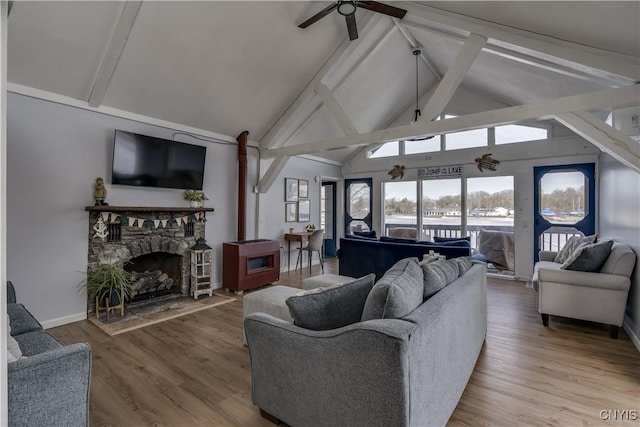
[262, 84, 640, 158]
[258, 156, 291, 193]
[87, 1, 142, 108]
[555, 111, 639, 173]
[401, 22, 634, 87]
[418, 33, 486, 123]
[259, 15, 378, 150]
[399, 2, 640, 81]
[315, 83, 358, 136]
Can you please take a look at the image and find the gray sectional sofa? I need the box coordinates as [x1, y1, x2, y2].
[245, 259, 487, 427]
[7, 281, 92, 427]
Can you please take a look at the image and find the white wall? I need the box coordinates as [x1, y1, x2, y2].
[599, 153, 640, 345]
[6, 92, 338, 327]
[258, 157, 342, 271]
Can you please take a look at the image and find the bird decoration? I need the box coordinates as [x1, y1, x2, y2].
[475, 154, 500, 172]
[388, 164, 405, 180]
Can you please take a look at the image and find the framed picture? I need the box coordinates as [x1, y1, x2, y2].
[298, 179, 309, 198]
[285, 203, 297, 222]
[285, 178, 298, 201]
[297, 199, 310, 222]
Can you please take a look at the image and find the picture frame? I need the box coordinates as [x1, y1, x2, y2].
[285, 202, 297, 222]
[285, 178, 298, 201]
[297, 199, 310, 222]
[298, 179, 309, 199]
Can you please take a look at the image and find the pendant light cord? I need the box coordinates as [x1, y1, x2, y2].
[413, 49, 421, 123]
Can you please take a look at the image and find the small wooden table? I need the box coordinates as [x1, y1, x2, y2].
[284, 231, 325, 272]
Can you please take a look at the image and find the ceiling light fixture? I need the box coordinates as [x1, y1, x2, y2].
[337, 1, 357, 16]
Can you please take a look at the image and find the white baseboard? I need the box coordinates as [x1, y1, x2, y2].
[623, 314, 640, 353]
[42, 312, 87, 329]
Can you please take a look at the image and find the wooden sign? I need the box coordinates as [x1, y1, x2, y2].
[417, 165, 463, 178]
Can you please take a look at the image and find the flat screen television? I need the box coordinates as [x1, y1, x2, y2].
[111, 130, 206, 190]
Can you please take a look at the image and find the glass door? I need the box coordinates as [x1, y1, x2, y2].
[533, 164, 596, 261]
[344, 178, 372, 234]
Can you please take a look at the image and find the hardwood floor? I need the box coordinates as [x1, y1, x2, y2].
[50, 259, 640, 427]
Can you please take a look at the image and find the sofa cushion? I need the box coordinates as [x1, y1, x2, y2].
[7, 304, 42, 336]
[13, 330, 62, 356]
[286, 274, 376, 331]
[554, 234, 597, 263]
[361, 258, 423, 321]
[380, 236, 417, 244]
[433, 236, 471, 243]
[455, 257, 473, 276]
[421, 258, 460, 299]
[561, 240, 614, 272]
[435, 239, 471, 247]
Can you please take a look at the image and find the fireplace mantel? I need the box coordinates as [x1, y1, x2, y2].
[85, 206, 215, 213]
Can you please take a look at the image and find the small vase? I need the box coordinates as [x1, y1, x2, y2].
[190, 200, 202, 208]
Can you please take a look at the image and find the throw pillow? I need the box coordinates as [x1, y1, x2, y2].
[361, 258, 424, 321]
[286, 274, 375, 331]
[354, 230, 377, 239]
[421, 258, 459, 299]
[554, 234, 597, 263]
[455, 257, 473, 276]
[7, 315, 23, 363]
[561, 240, 613, 272]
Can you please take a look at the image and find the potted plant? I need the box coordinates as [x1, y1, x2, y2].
[79, 262, 135, 315]
[184, 189, 208, 207]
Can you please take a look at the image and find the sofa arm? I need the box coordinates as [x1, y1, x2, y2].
[538, 251, 557, 262]
[538, 268, 630, 291]
[7, 280, 16, 304]
[8, 343, 92, 427]
[245, 313, 417, 427]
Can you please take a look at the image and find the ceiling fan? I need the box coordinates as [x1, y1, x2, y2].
[298, 1, 407, 41]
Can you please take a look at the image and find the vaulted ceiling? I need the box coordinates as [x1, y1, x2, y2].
[7, 1, 640, 170]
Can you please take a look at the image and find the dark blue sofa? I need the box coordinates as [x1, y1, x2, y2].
[338, 237, 471, 280]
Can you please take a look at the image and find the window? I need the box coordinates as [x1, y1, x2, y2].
[404, 136, 441, 154]
[539, 171, 587, 224]
[444, 115, 486, 150]
[422, 178, 462, 240]
[467, 176, 514, 250]
[383, 181, 417, 237]
[368, 141, 399, 158]
[495, 124, 548, 145]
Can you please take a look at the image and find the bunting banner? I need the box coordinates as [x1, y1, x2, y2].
[101, 211, 205, 229]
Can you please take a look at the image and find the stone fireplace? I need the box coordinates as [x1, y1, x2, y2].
[85, 206, 214, 314]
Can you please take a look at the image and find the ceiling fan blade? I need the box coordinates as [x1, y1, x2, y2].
[298, 3, 338, 29]
[345, 13, 358, 40]
[357, 1, 407, 19]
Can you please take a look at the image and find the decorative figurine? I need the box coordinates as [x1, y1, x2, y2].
[305, 223, 316, 232]
[475, 154, 500, 172]
[94, 177, 108, 206]
[388, 164, 405, 180]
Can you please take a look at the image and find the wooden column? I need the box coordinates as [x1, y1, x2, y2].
[237, 131, 249, 241]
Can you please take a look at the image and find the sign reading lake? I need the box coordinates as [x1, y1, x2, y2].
[418, 165, 463, 178]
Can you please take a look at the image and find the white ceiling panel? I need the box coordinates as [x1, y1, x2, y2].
[101, 1, 345, 141]
[8, 1, 124, 100]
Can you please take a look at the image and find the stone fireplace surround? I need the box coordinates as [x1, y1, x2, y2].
[85, 206, 214, 314]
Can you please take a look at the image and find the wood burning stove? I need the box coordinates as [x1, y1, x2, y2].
[222, 240, 280, 294]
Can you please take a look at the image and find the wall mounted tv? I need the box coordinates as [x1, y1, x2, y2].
[111, 130, 206, 190]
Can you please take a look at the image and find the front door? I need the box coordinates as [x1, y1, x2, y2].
[533, 163, 596, 262]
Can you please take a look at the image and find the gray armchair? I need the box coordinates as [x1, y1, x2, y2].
[533, 242, 636, 338]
